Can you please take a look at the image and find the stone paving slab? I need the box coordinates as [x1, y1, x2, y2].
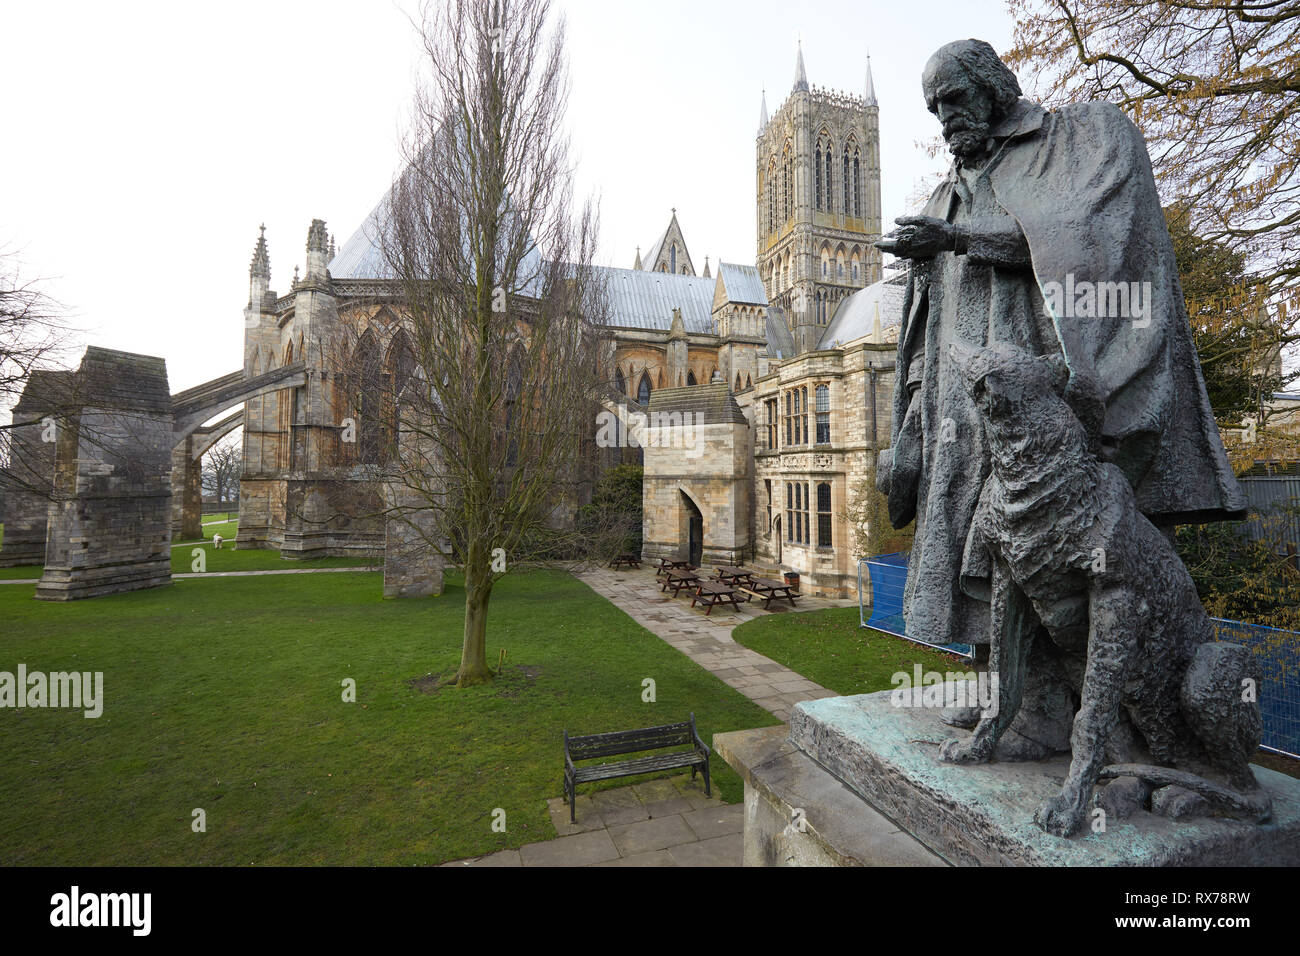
[666, 833, 744, 867]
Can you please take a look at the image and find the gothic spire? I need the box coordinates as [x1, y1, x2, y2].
[249, 224, 270, 281]
[702, 256, 711, 279]
[793, 39, 808, 92]
[634, 246, 642, 270]
[759, 88, 769, 133]
[865, 53, 878, 107]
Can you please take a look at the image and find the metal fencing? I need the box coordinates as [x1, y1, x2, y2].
[858, 553, 974, 658]
[858, 553, 1300, 758]
[1211, 618, 1300, 759]
[1239, 476, 1300, 556]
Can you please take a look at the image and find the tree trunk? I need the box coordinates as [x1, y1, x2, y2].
[456, 556, 495, 687]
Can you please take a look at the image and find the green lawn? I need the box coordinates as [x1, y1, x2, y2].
[0, 569, 777, 865]
[732, 606, 972, 697]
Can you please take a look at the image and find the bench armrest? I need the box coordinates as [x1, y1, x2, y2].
[689, 712, 711, 756]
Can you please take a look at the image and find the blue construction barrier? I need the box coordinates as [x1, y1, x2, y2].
[1212, 619, 1300, 759]
[858, 552, 974, 658]
[858, 553, 1300, 758]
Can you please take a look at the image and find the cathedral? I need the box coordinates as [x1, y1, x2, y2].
[234, 46, 902, 597]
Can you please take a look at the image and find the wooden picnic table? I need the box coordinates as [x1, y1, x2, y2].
[714, 565, 755, 587]
[661, 568, 701, 597]
[691, 581, 746, 615]
[747, 577, 798, 610]
[654, 558, 694, 577]
[609, 553, 641, 570]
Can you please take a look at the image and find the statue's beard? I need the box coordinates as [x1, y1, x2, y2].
[944, 119, 992, 160]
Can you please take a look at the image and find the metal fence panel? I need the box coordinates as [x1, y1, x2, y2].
[1239, 476, 1300, 555]
[858, 553, 974, 658]
[857, 554, 1300, 758]
[1212, 619, 1300, 759]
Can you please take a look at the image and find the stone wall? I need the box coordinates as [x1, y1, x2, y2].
[0, 370, 72, 567]
[36, 348, 174, 601]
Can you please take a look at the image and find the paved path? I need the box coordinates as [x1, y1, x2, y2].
[576, 565, 854, 722]
[442, 775, 743, 867]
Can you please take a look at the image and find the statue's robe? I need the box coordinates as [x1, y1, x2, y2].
[889, 97, 1246, 650]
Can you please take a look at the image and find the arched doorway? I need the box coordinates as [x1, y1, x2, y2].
[680, 490, 703, 567]
[772, 515, 782, 565]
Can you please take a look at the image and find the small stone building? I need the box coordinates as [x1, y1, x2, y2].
[641, 384, 752, 567]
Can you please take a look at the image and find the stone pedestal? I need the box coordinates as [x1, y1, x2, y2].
[717, 691, 1300, 866]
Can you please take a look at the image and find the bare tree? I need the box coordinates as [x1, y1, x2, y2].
[202, 433, 242, 509]
[376, 0, 610, 687]
[1004, 0, 1300, 416]
[0, 249, 77, 535]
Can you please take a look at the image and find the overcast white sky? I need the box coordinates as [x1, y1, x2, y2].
[1, 0, 1016, 400]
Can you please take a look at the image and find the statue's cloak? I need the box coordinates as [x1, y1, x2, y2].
[891, 98, 1245, 644]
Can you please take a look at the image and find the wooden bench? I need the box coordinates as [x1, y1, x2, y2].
[654, 557, 693, 577]
[691, 581, 747, 615]
[747, 577, 799, 610]
[609, 553, 641, 570]
[661, 568, 701, 596]
[563, 715, 711, 822]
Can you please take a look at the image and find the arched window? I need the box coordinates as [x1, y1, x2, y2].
[503, 344, 525, 466]
[615, 366, 626, 396]
[817, 482, 832, 547]
[637, 372, 652, 406]
[735, 372, 743, 391]
[815, 384, 830, 443]
[284, 340, 293, 365]
[815, 142, 822, 211]
[782, 142, 793, 221]
[825, 147, 834, 213]
[852, 146, 861, 217]
[768, 157, 778, 234]
[843, 142, 853, 216]
[670, 243, 677, 274]
[349, 329, 383, 464]
[686, 370, 697, 386]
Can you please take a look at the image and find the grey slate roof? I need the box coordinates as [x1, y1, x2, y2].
[597, 266, 717, 333]
[647, 383, 747, 425]
[765, 306, 796, 359]
[718, 262, 767, 305]
[817, 278, 906, 349]
[330, 191, 393, 280]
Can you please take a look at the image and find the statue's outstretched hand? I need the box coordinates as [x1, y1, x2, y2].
[876, 216, 955, 260]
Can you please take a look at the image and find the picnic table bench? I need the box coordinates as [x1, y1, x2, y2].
[563, 714, 711, 822]
[654, 557, 694, 577]
[691, 581, 748, 615]
[661, 568, 701, 597]
[609, 553, 641, 570]
[747, 577, 799, 610]
[714, 565, 755, 587]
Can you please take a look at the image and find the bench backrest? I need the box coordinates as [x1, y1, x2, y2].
[566, 719, 695, 761]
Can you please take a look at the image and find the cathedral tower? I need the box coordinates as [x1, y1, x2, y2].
[756, 45, 882, 354]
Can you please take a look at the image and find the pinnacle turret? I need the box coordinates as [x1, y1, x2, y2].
[793, 40, 808, 92]
[249, 224, 270, 281]
[759, 88, 769, 133]
[865, 53, 878, 107]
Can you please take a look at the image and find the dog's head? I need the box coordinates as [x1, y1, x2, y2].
[948, 341, 1104, 455]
